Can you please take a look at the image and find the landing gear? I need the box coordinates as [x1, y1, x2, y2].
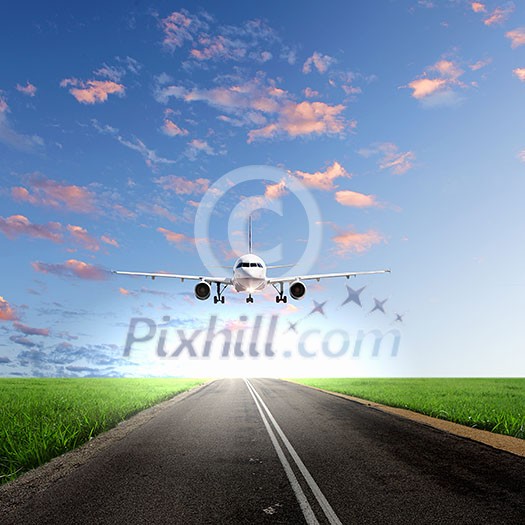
[246, 294, 254, 303]
[213, 283, 227, 304]
[272, 282, 287, 303]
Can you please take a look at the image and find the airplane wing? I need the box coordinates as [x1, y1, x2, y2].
[112, 270, 232, 284]
[267, 269, 390, 284]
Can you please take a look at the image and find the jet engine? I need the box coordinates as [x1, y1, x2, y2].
[289, 280, 306, 300]
[194, 281, 211, 301]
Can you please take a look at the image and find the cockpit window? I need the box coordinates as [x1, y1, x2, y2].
[237, 261, 262, 268]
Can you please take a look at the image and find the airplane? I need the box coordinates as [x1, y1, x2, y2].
[113, 218, 390, 304]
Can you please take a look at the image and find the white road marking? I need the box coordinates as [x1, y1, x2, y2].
[245, 379, 344, 525]
[244, 379, 319, 524]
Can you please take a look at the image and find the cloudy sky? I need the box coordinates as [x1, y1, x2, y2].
[1, 0, 524, 377]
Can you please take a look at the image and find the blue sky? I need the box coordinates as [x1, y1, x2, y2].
[1, 0, 524, 377]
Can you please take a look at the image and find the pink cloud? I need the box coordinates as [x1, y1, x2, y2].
[157, 76, 353, 142]
[332, 228, 384, 255]
[303, 52, 336, 74]
[430, 60, 463, 79]
[60, 78, 125, 104]
[281, 101, 347, 137]
[408, 78, 448, 99]
[0, 96, 8, 113]
[380, 151, 415, 175]
[265, 179, 288, 200]
[0, 296, 17, 321]
[191, 35, 246, 61]
[154, 175, 210, 195]
[335, 190, 379, 208]
[67, 225, 100, 251]
[162, 119, 188, 137]
[0, 214, 62, 242]
[471, 2, 486, 12]
[359, 143, 415, 175]
[142, 204, 179, 223]
[484, 4, 514, 26]
[161, 10, 205, 51]
[408, 59, 465, 100]
[13, 322, 49, 336]
[16, 82, 37, 97]
[161, 11, 275, 65]
[113, 204, 136, 219]
[293, 161, 350, 191]
[248, 100, 349, 142]
[11, 174, 97, 213]
[188, 138, 215, 156]
[469, 58, 492, 71]
[32, 259, 109, 280]
[101, 235, 119, 248]
[513, 68, 525, 81]
[506, 28, 525, 48]
[157, 227, 200, 248]
[119, 287, 133, 296]
[304, 87, 320, 98]
[93, 65, 124, 82]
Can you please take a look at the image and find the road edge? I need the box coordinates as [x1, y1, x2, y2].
[285, 380, 525, 457]
[0, 380, 214, 511]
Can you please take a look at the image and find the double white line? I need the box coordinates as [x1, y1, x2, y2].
[244, 379, 343, 525]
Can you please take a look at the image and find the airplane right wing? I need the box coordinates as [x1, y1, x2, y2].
[267, 269, 390, 284]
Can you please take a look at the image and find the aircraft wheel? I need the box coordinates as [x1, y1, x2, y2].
[221, 296, 225, 304]
[213, 296, 218, 304]
[275, 296, 280, 303]
[283, 296, 288, 303]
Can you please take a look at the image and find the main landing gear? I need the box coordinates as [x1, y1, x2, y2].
[213, 283, 227, 304]
[246, 294, 254, 303]
[272, 282, 288, 303]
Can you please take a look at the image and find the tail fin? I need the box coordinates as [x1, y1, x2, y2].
[248, 215, 253, 254]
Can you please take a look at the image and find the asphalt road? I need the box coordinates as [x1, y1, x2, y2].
[1, 379, 524, 524]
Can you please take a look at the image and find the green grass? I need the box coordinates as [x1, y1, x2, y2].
[292, 378, 525, 439]
[0, 378, 203, 484]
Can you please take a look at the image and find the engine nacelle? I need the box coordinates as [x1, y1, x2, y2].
[289, 280, 306, 300]
[194, 281, 211, 301]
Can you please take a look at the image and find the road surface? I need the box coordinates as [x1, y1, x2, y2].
[1, 379, 523, 524]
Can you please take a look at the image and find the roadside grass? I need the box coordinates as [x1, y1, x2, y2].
[291, 378, 524, 439]
[0, 378, 203, 484]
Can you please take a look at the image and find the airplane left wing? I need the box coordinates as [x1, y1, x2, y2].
[267, 269, 390, 284]
[112, 270, 232, 284]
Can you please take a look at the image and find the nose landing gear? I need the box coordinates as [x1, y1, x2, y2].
[246, 294, 254, 303]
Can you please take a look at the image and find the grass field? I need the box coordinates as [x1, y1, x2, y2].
[0, 378, 203, 484]
[292, 378, 524, 439]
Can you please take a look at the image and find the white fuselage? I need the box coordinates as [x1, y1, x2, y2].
[232, 254, 267, 293]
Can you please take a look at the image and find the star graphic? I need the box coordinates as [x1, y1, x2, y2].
[394, 313, 404, 323]
[341, 285, 366, 307]
[369, 297, 388, 314]
[286, 320, 299, 333]
[309, 300, 327, 317]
